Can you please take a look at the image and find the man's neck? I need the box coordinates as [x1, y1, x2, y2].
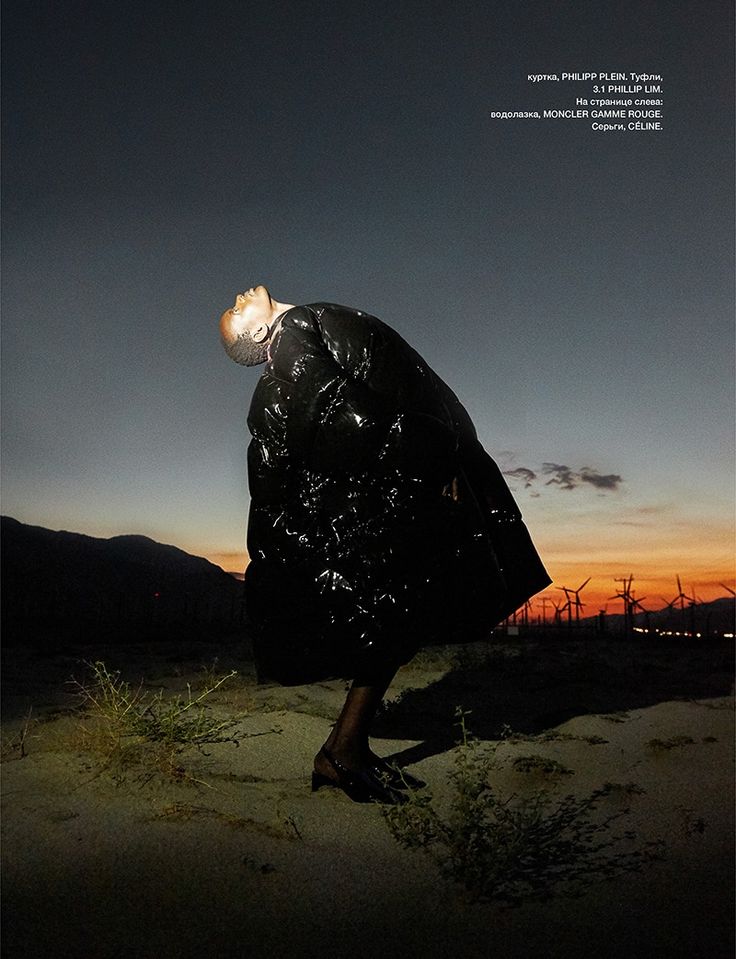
[267, 302, 295, 341]
[269, 301, 295, 331]
[271, 301, 295, 321]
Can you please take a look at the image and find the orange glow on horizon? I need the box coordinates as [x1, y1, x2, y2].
[201, 549, 734, 615]
[533, 568, 735, 617]
[205, 550, 249, 574]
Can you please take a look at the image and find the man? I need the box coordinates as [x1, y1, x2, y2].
[219, 285, 550, 803]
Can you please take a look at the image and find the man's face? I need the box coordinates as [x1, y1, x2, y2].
[221, 285, 273, 340]
[219, 285, 274, 366]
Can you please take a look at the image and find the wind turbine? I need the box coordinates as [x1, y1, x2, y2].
[556, 577, 590, 627]
[610, 574, 635, 637]
[518, 599, 533, 627]
[672, 575, 695, 612]
[629, 592, 649, 632]
[687, 585, 706, 638]
[671, 575, 695, 636]
[552, 598, 567, 627]
[555, 585, 574, 627]
[571, 577, 591, 625]
[538, 595, 551, 627]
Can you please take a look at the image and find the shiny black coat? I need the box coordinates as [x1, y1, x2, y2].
[244, 304, 551, 684]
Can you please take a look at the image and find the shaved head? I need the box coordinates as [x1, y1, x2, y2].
[218, 285, 294, 367]
[220, 325, 271, 366]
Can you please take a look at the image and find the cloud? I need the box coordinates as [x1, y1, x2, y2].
[542, 463, 579, 490]
[542, 463, 623, 492]
[502, 467, 537, 488]
[502, 462, 624, 494]
[578, 467, 623, 491]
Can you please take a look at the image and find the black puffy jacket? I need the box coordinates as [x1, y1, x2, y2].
[244, 303, 551, 684]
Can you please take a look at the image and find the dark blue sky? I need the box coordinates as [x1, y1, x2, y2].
[2, 0, 733, 601]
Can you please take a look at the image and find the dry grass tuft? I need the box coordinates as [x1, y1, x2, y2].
[66, 660, 278, 785]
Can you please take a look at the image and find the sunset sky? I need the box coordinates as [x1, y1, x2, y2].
[2, 0, 733, 615]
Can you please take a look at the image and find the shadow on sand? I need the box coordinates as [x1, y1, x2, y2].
[374, 636, 734, 767]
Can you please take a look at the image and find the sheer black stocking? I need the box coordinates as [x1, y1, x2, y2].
[314, 663, 399, 780]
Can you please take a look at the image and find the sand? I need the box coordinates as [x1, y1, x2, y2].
[1, 636, 733, 958]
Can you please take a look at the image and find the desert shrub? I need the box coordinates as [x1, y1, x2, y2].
[70, 660, 244, 765]
[383, 708, 663, 905]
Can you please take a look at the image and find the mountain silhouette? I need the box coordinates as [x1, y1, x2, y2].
[1, 516, 244, 644]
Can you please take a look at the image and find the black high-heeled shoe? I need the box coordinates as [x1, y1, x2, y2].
[311, 747, 407, 805]
[368, 756, 426, 791]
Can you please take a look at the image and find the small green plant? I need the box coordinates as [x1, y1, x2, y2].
[384, 707, 663, 905]
[72, 660, 242, 752]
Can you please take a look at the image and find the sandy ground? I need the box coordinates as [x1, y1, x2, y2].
[1, 636, 734, 959]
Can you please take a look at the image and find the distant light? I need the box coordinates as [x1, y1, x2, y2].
[154, 592, 160, 599]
